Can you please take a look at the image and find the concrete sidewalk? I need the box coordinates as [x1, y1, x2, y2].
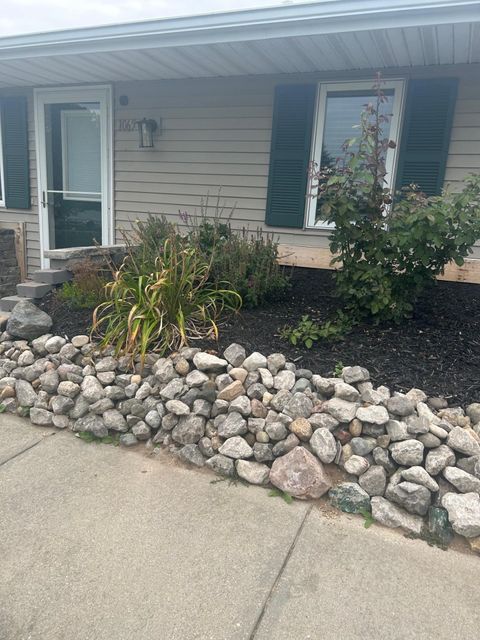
[0, 415, 479, 640]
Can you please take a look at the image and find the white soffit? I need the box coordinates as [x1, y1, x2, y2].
[0, 1, 478, 86]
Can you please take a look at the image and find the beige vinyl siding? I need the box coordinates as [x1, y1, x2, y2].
[0, 87, 39, 275]
[1, 63, 480, 277]
[113, 64, 480, 256]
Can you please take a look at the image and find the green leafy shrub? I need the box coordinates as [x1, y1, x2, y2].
[309, 75, 480, 325]
[280, 313, 352, 348]
[125, 196, 290, 309]
[185, 196, 290, 308]
[57, 259, 107, 310]
[93, 235, 241, 366]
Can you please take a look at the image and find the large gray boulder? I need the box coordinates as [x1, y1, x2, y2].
[6, 300, 52, 340]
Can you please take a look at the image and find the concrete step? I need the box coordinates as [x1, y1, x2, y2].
[16, 281, 52, 299]
[0, 312, 10, 331]
[0, 295, 33, 312]
[32, 268, 71, 285]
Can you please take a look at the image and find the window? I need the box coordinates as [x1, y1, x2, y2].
[306, 80, 405, 227]
[60, 108, 102, 202]
[0, 112, 5, 207]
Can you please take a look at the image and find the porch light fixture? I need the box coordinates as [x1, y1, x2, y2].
[137, 118, 158, 148]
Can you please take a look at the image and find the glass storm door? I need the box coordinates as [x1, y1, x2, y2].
[35, 87, 111, 264]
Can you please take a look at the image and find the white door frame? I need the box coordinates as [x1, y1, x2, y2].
[34, 85, 113, 268]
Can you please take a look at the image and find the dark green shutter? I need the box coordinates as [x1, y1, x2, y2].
[265, 84, 316, 228]
[395, 78, 458, 197]
[1, 96, 30, 209]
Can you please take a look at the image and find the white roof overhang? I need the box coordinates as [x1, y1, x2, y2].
[0, 0, 478, 87]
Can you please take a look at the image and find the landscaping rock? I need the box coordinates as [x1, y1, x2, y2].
[15, 379, 37, 407]
[7, 301, 52, 340]
[120, 433, 137, 447]
[205, 454, 234, 477]
[447, 426, 480, 456]
[218, 412, 247, 438]
[329, 482, 371, 513]
[178, 444, 205, 467]
[74, 414, 108, 438]
[323, 398, 359, 423]
[356, 405, 389, 425]
[371, 496, 424, 535]
[253, 442, 274, 462]
[350, 436, 377, 456]
[273, 370, 296, 391]
[441, 492, 480, 537]
[193, 352, 228, 372]
[358, 465, 387, 496]
[390, 440, 424, 466]
[217, 380, 244, 402]
[236, 460, 270, 485]
[386, 395, 415, 417]
[310, 427, 337, 463]
[342, 365, 369, 384]
[425, 445, 456, 476]
[344, 455, 370, 476]
[401, 466, 439, 492]
[29, 407, 53, 426]
[388, 481, 431, 516]
[81, 376, 105, 404]
[427, 506, 454, 547]
[269, 446, 332, 499]
[171, 415, 205, 444]
[443, 466, 480, 493]
[289, 417, 312, 441]
[223, 343, 246, 367]
[218, 436, 253, 459]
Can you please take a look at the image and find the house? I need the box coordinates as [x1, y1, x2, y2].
[0, 0, 479, 303]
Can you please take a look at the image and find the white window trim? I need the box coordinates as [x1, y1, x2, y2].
[0, 110, 5, 208]
[305, 79, 406, 229]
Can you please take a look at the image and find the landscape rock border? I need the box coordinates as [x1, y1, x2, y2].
[2, 304, 480, 554]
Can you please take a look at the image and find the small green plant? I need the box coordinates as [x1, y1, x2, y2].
[76, 431, 119, 445]
[57, 259, 107, 310]
[268, 488, 294, 504]
[93, 234, 241, 367]
[17, 406, 30, 417]
[280, 313, 352, 349]
[334, 361, 344, 377]
[359, 508, 375, 529]
[0, 403, 6, 414]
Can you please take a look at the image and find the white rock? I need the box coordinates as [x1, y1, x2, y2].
[443, 466, 480, 493]
[193, 352, 228, 372]
[447, 426, 480, 457]
[344, 455, 370, 476]
[235, 460, 270, 485]
[219, 436, 253, 459]
[242, 352, 267, 372]
[442, 492, 480, 537]
[310, 428, 337, 464]
[356, 405, 389, 425]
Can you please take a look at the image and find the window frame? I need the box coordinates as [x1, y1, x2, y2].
[305, 79, 406, 229]
[0, 109, 5, 208]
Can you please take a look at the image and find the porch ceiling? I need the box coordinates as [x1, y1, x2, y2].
[0, 1, 479, 87]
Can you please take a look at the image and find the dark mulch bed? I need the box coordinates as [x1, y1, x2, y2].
[39, 268, 480, 406]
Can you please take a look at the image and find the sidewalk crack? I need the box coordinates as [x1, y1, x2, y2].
[249, 503, 313, 640]
[0, 432, 55, 468]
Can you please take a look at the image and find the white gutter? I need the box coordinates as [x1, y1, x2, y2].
[0, 0, 478, 59]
